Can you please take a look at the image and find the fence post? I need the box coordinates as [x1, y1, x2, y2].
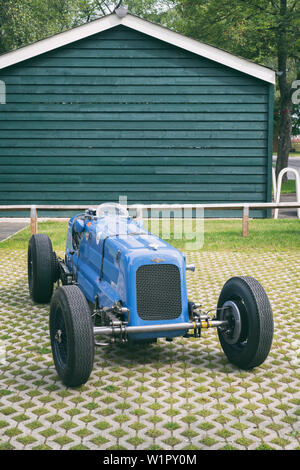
[136, 206, 143, 220]
[242, 204, 249, 237]
[30, 205, 38, 235]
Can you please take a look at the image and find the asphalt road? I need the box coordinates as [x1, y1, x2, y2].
[273, 156, 300, 180]
[0, 221, 28, 242]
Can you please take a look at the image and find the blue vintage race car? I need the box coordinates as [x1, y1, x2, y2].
[27, 203, 274, 387]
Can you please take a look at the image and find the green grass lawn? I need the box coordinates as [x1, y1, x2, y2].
[289, 153, 300, 157]
[273, 153, 300, 158]
[290, 141, 300, 155]
[273, 141, 300, 157]
[1, 218, 299, 253]
[271, 170, 296, 193]
[277, 179, 296, 194]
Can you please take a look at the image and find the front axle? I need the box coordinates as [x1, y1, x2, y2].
[93, 319, 228, 337]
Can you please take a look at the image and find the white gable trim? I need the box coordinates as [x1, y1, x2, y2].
[0, 14, 120, 71]
[0, 13, 275, 84]
[124, 15, 275, 84]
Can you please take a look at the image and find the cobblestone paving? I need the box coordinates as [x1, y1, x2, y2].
[0, 249, 299, 450]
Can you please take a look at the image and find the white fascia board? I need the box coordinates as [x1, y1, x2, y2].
[0, 13, 275, 84]
[0, 14, 119, 71]
[122, 15, 275, 84]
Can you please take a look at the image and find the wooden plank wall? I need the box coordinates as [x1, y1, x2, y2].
[0, 25, 271, 216]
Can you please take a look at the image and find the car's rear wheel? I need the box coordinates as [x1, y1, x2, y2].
[50, 285, 95, 387]
[28, 234, 56, 303]
[217, 276, 274, 370]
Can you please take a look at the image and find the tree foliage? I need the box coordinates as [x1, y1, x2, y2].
[163, 1, 298, 64]
[0, 0, 80, 54]
[0, 1, 167, 53]
[160, 1, 299, 175]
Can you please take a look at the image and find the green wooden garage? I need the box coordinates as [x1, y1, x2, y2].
[0, 10, 275, 216]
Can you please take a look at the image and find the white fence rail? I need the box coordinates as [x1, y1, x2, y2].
[1, 202, 300, 238]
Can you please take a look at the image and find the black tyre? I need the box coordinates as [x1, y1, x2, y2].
[49, 285, 94, 387]
[52, 251, 60, 283]
[217, 276, 273, 370]
[28, 234, 55, 303]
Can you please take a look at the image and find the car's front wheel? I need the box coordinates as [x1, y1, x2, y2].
[217, 276, 274, 370]
[49, 285, 95, 387]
